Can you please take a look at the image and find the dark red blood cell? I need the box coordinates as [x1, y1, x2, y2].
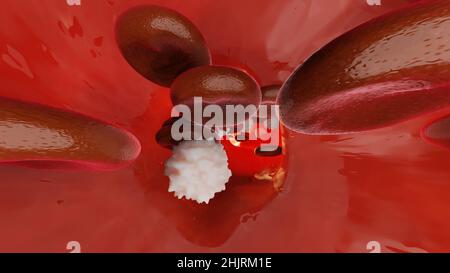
[155, 116, 205, 149]
[170, 65, 262, 125]
[0, 97, 141, 169]
[259, 84, 281, 122]
[254, 146, 283, 157]
[116, 5, 211, 87]
[421, 115, 450, 149]
[278, 0, 450, 135]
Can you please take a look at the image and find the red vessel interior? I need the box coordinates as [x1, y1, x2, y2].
[0, 0, 449, 252]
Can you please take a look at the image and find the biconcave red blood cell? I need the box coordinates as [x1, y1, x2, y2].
[155, 116, 182, 149]
[0, 97, 141, 169]
[421, 115, 450, 149]
[278, 0, 450, 135]
[116, 5, 211, 87]
[170, 65, 262, 125]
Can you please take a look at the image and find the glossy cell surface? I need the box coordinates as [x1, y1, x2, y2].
[0, 97, 141, 169]
[278, 0, 450, 135]
[170, 65, 261, 111]
[261, 85, 281, 104]
[116, 5, 211, 87]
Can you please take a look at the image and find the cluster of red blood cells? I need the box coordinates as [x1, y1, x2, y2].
[1, 0, 449, 175]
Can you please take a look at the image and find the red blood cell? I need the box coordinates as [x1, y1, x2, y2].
[278, 0, 450, 135]
[170, 65, 262, 125]
[116, 5, 211, 87]
[0, 97, 141, 169]
[421, 115, 450, 149]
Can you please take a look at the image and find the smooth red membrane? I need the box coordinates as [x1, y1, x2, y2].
[278, 0, 450, 135]
[163, 174, 281, 247]
[171, 65, 262, 125]
[421, 115, 450, 149]
[116, 5, 211, 87]
[0, 97, 141, 169]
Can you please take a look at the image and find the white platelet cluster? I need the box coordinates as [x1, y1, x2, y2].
[164, 140, 232, 204]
